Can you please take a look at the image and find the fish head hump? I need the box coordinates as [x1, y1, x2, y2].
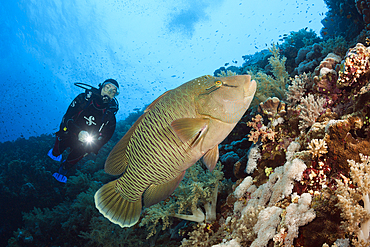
[195, 75, 256, 123]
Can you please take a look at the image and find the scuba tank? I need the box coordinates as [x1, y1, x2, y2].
[74, 82, 119, 114]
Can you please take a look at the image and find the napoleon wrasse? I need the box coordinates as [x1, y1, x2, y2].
[95, 75, 257, 227]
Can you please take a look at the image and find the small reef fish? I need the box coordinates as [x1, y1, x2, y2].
[94, 75, 257, 227]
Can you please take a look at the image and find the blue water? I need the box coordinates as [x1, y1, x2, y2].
[0, 0, 327, 143]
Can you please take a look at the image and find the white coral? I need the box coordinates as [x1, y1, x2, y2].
[287, 73, 307, 105]
[298, 94, 326, 131]
[242, 158, 306, 214]
[286, 141, 301, 162]
[234, 176, 253, 198]
[251, 206, 283, 247]
[245, 144, 261, 174]
[284, 193, 316, 246]
[212, 239, 241, 247]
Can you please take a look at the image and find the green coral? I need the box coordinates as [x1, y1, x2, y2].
[249, 44, 289, 103]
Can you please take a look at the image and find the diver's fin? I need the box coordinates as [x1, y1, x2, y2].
[52, 166, 68, 183]
[48, 149, 62, 162]
[143, 171, 186, 207]
[95, 180, 142, 228]
[105, 114, 146, 175]
[52, 173, 67, 183]
[144, 90, 170, 112]
[171, 118, 209, 147]
[202, 145, 219, 172]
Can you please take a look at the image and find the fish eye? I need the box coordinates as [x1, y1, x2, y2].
[215, 80, 223, 87]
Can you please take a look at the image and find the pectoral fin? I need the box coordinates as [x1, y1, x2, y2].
[143, 171, 186, 207]
[202, 145, 219, 172]
[171, 118, 209, 147]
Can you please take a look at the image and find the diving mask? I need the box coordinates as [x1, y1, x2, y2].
[101, 82, 119, 101]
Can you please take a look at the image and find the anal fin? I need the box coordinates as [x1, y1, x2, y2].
[143, 171, 186, 207]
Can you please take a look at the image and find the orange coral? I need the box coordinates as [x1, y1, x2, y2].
[247, 114, 276, 144]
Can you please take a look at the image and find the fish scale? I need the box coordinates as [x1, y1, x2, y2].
[95, 75, 256, 228]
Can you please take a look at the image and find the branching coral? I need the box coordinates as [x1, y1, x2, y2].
[336, 154, 370, 245]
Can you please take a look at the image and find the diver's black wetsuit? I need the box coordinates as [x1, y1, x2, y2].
[52, 90, 117, 169]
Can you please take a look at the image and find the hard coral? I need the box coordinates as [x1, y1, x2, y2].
[313, 53, 343, 97]
[315, 53, 342, 75]
[294, 44, 324, 75]
[337, 43, 370, 90]
[307, 139, 328, 159]
[324, 116, 370, 174]
[258, 97, 286, 119]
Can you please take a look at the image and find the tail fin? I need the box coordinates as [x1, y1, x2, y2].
[94, 180, 142, 228]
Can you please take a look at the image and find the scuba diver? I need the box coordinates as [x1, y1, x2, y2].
[48, 79, 119, 183]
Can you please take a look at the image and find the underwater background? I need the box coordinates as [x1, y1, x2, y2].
[2, 0, 370, 246]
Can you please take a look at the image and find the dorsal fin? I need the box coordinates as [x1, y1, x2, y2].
[104, 113, 146, 175]
[144, 90, 170, 113]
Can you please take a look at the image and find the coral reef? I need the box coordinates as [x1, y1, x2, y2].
[4, 3, 370, 245]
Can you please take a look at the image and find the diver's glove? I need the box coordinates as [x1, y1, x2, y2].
[78, 131, 90, 143]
